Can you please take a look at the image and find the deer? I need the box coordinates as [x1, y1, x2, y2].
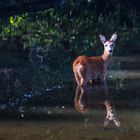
[73, 33, 117, 87]
[74, 82, 121, 128]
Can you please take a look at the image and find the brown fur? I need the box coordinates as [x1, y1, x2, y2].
[73, 55, 107, 86]
[73, 33, 117, 87]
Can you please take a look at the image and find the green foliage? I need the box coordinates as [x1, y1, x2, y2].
[1, 14, 27, 37]
[0, 0, 140, 68]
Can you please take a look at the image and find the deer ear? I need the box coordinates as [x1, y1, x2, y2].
[99, 34, 106, 44]
[110, 33, 117, 42]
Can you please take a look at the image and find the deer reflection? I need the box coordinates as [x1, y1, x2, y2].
[74, 81, 121, 128]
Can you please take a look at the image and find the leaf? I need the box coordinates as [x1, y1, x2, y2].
[10, 16, 15, 25]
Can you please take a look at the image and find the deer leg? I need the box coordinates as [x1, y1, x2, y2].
[80, 75, 88, 87]
[80, 77, 85, 87]
[103, 109, 121, 128]
[103, 101, 121, 128]
[74, 72, 87, 87]
[74, 71, 81, 86]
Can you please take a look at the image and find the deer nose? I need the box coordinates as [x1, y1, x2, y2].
[109, 49, 113, 53]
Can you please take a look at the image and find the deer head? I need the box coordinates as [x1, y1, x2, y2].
[99, 33, 117, 55]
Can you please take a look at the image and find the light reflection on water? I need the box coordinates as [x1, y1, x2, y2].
[74, 81, 121, 128]
[0, 56, 140, 140]
[0, 78, 139, 140]
[0, 109, 140, 140]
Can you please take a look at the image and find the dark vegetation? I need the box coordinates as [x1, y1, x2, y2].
[0, 0, 140, 111]
[0, 0, 140, 78]
[1, 1, 140, 54]
[0, 0, 139, 68]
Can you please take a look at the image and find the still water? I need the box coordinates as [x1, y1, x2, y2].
[0, 56, 140, 140]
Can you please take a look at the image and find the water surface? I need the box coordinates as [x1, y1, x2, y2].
[0, 56, 140, 140]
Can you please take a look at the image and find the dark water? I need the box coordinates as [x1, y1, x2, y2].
[0, 109, 140, 140]
[0, 56, 140, 140]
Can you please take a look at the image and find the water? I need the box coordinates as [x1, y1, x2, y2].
[0, 56, 140, 140]
[0, 109, 140, 140]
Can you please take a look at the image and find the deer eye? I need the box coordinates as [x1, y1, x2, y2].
[105, 44, 107, 47]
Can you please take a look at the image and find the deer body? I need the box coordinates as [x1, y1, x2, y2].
[73, 33, 117, 86]
[73, 55, 107, 85]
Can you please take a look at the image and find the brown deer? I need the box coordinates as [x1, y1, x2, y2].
[73, 33, 117, 86]
[74, 82, 121, 128]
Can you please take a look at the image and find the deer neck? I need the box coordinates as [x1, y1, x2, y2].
[101, 51, 112, 66]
